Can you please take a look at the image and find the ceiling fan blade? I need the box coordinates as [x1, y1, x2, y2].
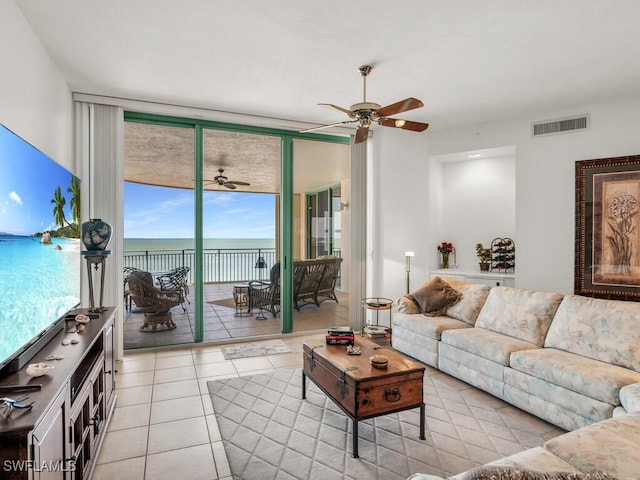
[354, 125, 369, 144]
[318, 103, 355, 116]
[227, 181, 250, 186]
[376, 97, 424, 117]
[378, 118, 429, 132]
[299, 120, 358, 134]
[224, 183, 237, 190]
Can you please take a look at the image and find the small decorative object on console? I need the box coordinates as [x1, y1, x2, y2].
[81, 219, 112, 313]
[346, 345, 361, 355]
[475, 243, 492, 271]
[437, 241, 455, 269]
[81, 218, 112, 251]
[490, 237, 515, 272]
[25, 362, 54, 377]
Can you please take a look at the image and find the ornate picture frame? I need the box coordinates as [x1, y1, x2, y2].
[575, 155, 640, 300]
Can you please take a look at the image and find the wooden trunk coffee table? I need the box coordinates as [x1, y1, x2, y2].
[302, 337, 425, 458]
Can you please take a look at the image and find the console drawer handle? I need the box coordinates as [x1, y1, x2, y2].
[385, 388, 401, 402]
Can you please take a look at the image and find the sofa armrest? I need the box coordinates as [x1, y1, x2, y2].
[394, 295, 421, 314]
[620, 382, 640, 413]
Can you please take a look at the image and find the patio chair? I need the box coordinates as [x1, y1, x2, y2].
[126, 271, 183, 332]
[123, 266, 143, 311]
[157, 266, 190, 310]
[295, 259, 327, 309]
[315, 256, 343, 305]
[249, 263, 281, 317]
[248, 262, 307, 317]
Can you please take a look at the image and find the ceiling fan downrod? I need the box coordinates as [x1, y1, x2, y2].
[358, 65, 373, 103]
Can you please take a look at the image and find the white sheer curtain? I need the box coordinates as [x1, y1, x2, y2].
[75, 101, 125, 358]
[349, 139, 367, 330]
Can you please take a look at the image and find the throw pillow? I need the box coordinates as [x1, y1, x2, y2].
[409, 276, 461, 316]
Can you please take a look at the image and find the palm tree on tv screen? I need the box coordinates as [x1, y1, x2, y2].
[50, 175, 81, 237]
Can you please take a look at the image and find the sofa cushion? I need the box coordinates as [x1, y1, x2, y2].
[409, 276, 461, 316]
[544, 294, 640, 372]
[620, 382, 640, 413]
[509, 348, 640, 405]
[440, 328, 540, 366]
[482, 446, 578, 473]
[441, 277, 491, 325]
[393, 312, 470, 341]
[544, 412, 640, 479]
[475, 287, 564, 346]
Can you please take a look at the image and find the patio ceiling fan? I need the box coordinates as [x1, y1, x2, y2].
[205, 169, 250, 190]
[300, 65, 429, 143]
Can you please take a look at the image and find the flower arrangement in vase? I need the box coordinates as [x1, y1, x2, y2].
[475, 243, 492, 271]
[437, 241, 454, 269]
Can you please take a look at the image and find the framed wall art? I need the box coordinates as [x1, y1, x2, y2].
[575, 154, 640, 300]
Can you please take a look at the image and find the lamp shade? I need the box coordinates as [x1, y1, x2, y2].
[255, 256, 267, 269]
[404, 251, 415, 257]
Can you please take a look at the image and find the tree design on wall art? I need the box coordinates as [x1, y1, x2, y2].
[606, 193, 637, 275]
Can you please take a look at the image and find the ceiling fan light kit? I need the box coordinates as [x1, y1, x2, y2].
[301, 65, 429, 143]
[205, 168, 251, 190]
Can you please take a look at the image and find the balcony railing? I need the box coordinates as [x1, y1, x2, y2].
[123, 247, 342, 285]
[123, 248, 277, 283]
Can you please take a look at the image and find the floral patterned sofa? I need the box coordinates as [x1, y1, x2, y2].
[394, 277, 640, 478]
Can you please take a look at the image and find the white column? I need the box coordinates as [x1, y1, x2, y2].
[76, 102, 125, 359]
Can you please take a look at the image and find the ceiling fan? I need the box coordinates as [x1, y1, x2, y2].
[301, 65, 429, 143]
[205, 169, 250, 190]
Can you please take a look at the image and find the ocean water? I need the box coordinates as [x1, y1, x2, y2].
[124, 238, 277, 283]
[0, 235, 81, 364]
[124, 237, 275, 251]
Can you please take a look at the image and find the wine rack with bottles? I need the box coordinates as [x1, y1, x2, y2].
[490, 237, 515, 272]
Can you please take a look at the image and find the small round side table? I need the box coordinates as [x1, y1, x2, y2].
[233, 283, 251, 317]
[361, 297, 393, 344]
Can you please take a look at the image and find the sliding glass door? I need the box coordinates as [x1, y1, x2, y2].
[201, 128, 281, 341]
[122, 120, 195, 349]
[122, 113, 351, 349]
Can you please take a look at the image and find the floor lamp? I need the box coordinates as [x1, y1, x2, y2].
[404, 251, 415, 294]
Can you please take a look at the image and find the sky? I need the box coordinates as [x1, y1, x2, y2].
[0, 125, 76, 236]
[124, 182, 276, 239]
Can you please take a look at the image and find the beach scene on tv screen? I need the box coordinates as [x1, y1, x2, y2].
[0, 125, 81, 365]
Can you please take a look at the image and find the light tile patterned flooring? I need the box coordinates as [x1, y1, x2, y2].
[93, 333, 321, 480]
[94, 335, 565, 480]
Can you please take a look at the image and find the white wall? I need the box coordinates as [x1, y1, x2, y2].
[0, 1, 73, 171]
[437, 155, 516, 270]
[371, 97, 640, 298]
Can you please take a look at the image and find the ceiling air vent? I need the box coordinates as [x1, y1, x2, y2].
[532, 115, 589, 137]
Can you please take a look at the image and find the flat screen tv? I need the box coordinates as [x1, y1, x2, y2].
[0, 124, 81, 376]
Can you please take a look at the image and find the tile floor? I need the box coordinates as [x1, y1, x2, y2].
[94, 333, 564, 480]
[93, 332, 322, 480]
[123, 283, 350, 350]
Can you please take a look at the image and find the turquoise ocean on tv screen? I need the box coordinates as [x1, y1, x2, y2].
[0, 235, 80, 361]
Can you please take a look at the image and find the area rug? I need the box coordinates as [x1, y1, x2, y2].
[207, 298, 237, 309]
[221, 339, 292, 360]
[207, 369, 562, 480]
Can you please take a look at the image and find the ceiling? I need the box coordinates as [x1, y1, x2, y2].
[124, 121, 350, 193]
[14, 0, 640, 137]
